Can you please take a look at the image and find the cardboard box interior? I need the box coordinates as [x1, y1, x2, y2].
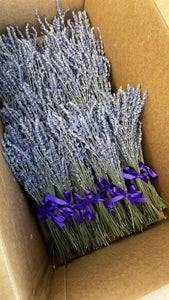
[1, 0, 169, 299]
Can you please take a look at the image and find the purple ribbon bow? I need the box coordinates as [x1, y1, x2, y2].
[88, 181, 117, 209]
[38, 171, 149, 228]
[126, 185, 147, 204]
[73, 190, 96, 222]
[38, 193, 66, 228]
[122, 166, 149, 183]
[95, 178, 146, 207]
[123, 162, 158, 183]
[97, 178, 120, 208]
[38, 192, 83, 227]
[98, 178, 115, 197]
[106, 185, 147, 206]
[61, 191, 83, 226]
[138, 162, 158, 179]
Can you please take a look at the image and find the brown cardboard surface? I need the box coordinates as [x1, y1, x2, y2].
[85, 0, 169, 208]
[0, 0, 84, 34]
[66, 218, 169, 300]
[30, 265, 66, 300]
[49, 266, 66, 300]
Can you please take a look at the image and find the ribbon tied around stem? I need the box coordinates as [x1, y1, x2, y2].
[98, 178, 115, 197]
[38, 175, 148, 227]
[138, 162, 158, 179]
[123, 162, 158, 183]
[122, 166, 148, 183]
[38, 193, 67, 228]
[73, 191, 96, 222]
[38, 191, 83, 228]
[104, 185, 147, 207]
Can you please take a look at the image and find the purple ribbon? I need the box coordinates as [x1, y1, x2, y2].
[97, 179, 121, 208]
[38, 194, 66, 228]
[98, 178, 115, 197]
[139, 162, 158, 179]
[38, 173, 148, 227]
[123, 166, 148, 183]
[73, 189, 107, 221]
[125, 185, 147, 205]
[73, 192, 96, 222]
[62, 191, 83, 225]
[38, 192, 83, 227]
[123, 162, 158, 183]
[104, 185, 146, 206]
[96, 179, 146, 207]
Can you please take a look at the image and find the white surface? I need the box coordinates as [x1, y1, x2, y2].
[154, 0, 169, 28]
[139, 284, 169, 299]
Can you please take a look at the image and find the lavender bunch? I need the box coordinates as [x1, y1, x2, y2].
[0, 7, 109, 116]
[95, 84, 166, 220]
[0, 86, 144, 262]
[36, 7, 110, 105]
[35, 3, 166, 224]
[31, 5, 165, 219]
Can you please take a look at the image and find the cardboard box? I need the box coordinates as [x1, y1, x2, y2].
[0, 0, 169, 299]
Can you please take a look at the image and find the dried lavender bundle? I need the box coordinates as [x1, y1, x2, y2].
[33, 2, 166, 222]
[31, 7, 165, 222]
[0, 87, 147, 262]
[93, 85, 166, 222]
[0, 2, 166, 263]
